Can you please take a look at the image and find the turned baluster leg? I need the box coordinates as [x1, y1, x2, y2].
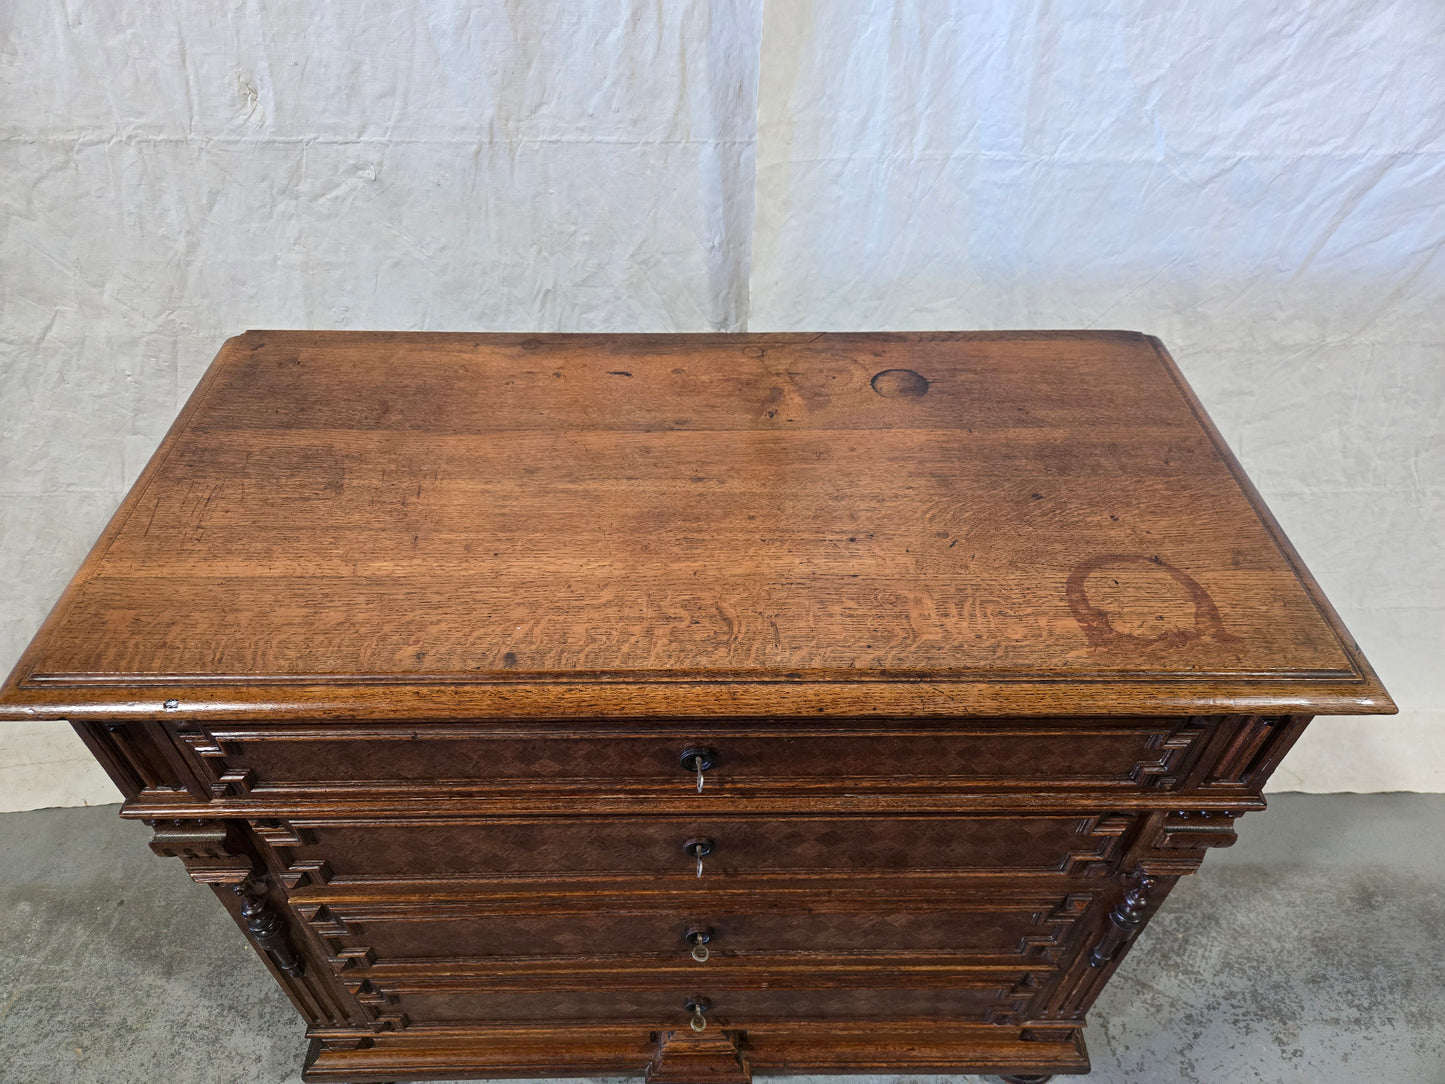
[235, 882, 306, 977]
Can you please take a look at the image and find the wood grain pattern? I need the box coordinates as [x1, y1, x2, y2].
[299, 1022, 1090, 1081]
[0, 331, 1394, 721]
[3, 332, 1395, 1083]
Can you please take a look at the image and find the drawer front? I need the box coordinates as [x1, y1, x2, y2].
[176, 718, 1207, 796]
[258, 813, 1133, 883]
[337, 976, 1043, 1029]
[293, 889, 1099, 966]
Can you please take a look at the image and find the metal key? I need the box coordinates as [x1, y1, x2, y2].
[679, 747, 716, 793]
[685, 997, 711, 1032]
[683, 837, 714, 879]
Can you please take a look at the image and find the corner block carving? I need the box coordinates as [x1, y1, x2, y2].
[1155, 810, 1240, 851]
[1136, 809, 1242, 876]
[147, 818, 253, 885]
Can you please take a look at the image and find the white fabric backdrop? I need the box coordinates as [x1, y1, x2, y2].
[749, 1, 1445, 792]
[1, 1, 1439, 808]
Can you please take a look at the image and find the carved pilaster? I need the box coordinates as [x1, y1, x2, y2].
[1089, 873, 1157, 967]
[236, 882, 306, 977]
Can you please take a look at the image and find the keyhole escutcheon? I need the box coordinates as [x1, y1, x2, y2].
[679, 747, 717, 793]
[683, 837, 714, 878]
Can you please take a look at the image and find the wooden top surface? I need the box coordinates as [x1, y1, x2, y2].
[0, 331, 1393, 720]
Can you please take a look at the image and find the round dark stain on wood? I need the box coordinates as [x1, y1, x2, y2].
[871, 368, 930, 398]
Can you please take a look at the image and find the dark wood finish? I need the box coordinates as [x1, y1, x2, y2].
[286, 884, 1103, 964]
[248, 812, 1133, 880]
[0, 332, 1394, 1082]
[162, 717, 1216, 792]
[646, 1028, 751, 1084]
[236, 881, 307, 977]
[300, 1022, 1090, 1081]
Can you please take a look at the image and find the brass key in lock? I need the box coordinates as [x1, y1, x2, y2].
[684, 996, 711, 1032]
[683, 837, 714, 878]
[685, 925, 715, 963]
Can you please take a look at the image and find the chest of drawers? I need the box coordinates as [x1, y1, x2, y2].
[0, 331, 1393, 1083]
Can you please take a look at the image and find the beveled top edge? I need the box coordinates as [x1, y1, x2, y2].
[0, 674, 1398, 723]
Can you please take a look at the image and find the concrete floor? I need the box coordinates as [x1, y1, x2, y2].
[0, 795, 1441, 1084]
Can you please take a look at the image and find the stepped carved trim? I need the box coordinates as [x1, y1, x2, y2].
[1017, 894, 1093, 962]
[248, 819, 333, 888]
[341, 976, 409, 1032]
[985, 972, 1043, 1025]
[174, 725, 255, 797]
[1129, 718, 1207, 787]
[1063, 814, 1134, 877]
[294, 903, 377, 973]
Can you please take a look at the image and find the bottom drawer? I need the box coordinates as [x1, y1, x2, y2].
[302, 1018, 1093, 1082]
[345, 972, 1045, 1029]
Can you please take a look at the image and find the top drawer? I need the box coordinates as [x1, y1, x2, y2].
[163, 717, 1210, 799]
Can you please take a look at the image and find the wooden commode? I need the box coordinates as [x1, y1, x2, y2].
[0, 331, 1394, 1083]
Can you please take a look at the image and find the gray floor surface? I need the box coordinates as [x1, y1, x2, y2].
[0, 795, 1441, 1084]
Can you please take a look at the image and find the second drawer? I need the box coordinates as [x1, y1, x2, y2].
[253, 812, 1135, 883]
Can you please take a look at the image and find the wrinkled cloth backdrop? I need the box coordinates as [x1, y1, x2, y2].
[2, 1, 1441, 807]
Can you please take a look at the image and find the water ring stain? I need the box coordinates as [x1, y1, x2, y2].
[1065, 554, 1240, 649]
